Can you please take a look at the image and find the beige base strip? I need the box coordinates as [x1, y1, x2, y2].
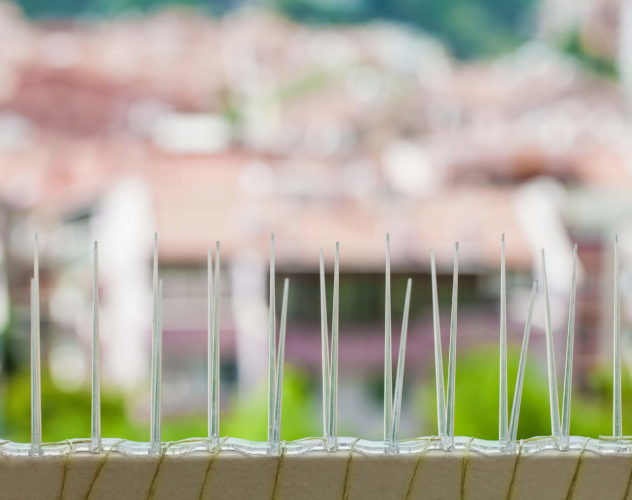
[0, 449, 630, 500]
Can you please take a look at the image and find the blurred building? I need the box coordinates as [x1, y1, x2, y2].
[0, 2, 632, 426]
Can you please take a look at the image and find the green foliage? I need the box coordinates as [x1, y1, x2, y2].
[144, 367, 321, 442]
[3, 371, 139, 442]
[1, 365, 319, 443]
[0, 351, 628, 444]
[561, 30, 617, 79]
[418, 346, 625, 440]
[221, 365, 320, 441]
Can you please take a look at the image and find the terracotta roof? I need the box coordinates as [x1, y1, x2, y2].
[0, 6, 629, 272]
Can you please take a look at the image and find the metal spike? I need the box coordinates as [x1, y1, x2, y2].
[91, 241, 101, 452]
[208, 242, 221, 446]
[614, 235, 622, 438]
[508, 280, 538, 447]
[267, 234, 276, 445]
[541, 249, 561, 440]
[319, 249, 330, 442]
[445, 243, 459, 449]
[272, 278, 289, 450]
[150, 234, 162, 454]
[391, 278, 412, 451]
[30, 276, 41, 455]
[500, 234, 508, 443]
[328, 242, 340, 450]
[211, 248, 215, 442]
[384, 234, 392, 446]
[560, 244, 578, 450]
[430, 250, 446, 441]
[213, 242, 221, 442]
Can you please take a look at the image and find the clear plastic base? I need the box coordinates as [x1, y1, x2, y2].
[4, 435, 632, 457]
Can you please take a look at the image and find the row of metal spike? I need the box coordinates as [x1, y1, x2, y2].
[26, 233, 622, 455]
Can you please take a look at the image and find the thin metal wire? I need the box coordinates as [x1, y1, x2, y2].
[391, 278, 412, 451]
[613, 235, 622, 438]
[508, 280, 538, 446]
[91, 241, 101, 452]
[319, 249, 330, 441]
[560, 244, 578, 450]
[207, 242, 221, 446]
[272, 278, 290, 449]
[430, 250, 446, 441]
[445, 243, 459, 449]
[384, 234, 392, 446]
[499, 234, 508, 443]
[267, 234, 276, 445]
[328, 242, 340, 450]
[150, 235, 162, 453]
[541, 249, 561, 440]
[212, 242, 221, 443]
[30, 278, 41, 455]
[31, 235, 41, 456]
[206, 248, 215, 441]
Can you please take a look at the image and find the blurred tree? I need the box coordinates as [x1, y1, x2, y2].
[13, 0, 235, 18]
[13, 0, 536, 59]
[273, 0, 537, 58]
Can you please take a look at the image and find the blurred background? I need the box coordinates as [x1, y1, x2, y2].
[0, 0, 631, 444]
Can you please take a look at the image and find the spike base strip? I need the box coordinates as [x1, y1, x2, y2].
[2, 437, 631, 500]
[2, 435, 631, 457]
